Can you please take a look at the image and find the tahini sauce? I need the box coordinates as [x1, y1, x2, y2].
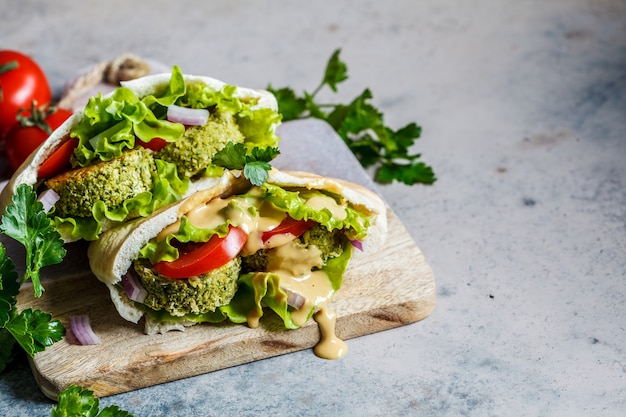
[305, 195, 347, 220]
[314, 308, 348, 359]
[261, 240, 347, 359]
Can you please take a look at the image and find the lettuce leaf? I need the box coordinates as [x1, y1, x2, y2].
[179, 83, 242, 112]
[71, 87, 184, 167]
[237, 106, 282, 151]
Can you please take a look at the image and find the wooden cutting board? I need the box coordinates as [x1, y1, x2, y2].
[16, 208, 435, 400]
[8, 118, 436, 399]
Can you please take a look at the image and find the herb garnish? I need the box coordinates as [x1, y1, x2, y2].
[268, 48, 436, 186]
[52, 385, 134, 417]
[0, 184, 67, 297]
[213, 142, 280, 186]
[0, 184, 66, 372]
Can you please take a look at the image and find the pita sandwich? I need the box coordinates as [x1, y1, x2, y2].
[87, 168, 387, 339]
[0, 66, 281, 242]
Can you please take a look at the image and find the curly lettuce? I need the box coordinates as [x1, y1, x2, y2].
[70, 87, 184, 167]
[70, 65, 281, 168]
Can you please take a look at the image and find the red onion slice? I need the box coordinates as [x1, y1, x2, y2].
[37, 189, 60, 212]
[122, 270, 148, 303]
[281, 287, 307, 309]
[166, 104, 209, 126]
[350, 239, 364, 252]
[69, 315, 101, 345]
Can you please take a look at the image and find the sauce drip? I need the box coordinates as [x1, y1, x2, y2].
[313, 308, 348, 359]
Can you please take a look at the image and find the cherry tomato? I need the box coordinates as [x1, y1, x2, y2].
[261, 216, 316, 243]
[4, 106, 73, 172]
[154, 226, 248, 279]
[137, 137, 169, 151]
[0, 50, 51, 139]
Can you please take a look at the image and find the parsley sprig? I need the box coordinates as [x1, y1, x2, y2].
[268, 48, 436, 186]
[213, 142, 280, 186]
[0, 184, 67, 296]
[0, 184, 66, 372]
[52, 385, 134, 417]
[0, 243, 65, 372]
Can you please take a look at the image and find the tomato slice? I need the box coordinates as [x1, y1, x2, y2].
[154, 226, 248, 279]
[137, 137, 168, 152]
[262, 216, 316, 243]
[38, 137, 78, 179]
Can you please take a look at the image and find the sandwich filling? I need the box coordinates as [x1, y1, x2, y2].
[117, 182, 373, 356]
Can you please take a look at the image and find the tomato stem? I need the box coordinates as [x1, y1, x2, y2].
[0, 60, 19, 101]
[16, 100, 57, 134]
[0, 60, 19, 75]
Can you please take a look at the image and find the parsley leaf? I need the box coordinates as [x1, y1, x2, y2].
[243, 161, 272, 186]
[377, 161, 436, 185]
[267, 48, 436, 186]
[212, 142, 247, 168]
[0, 185, 67, 372]
[213, 142, 280, 186]
[264, 87, 306, 121]
[0, 245, 19, 321]
[0, 184, 67, 297]
[320, 49, 348, 93]
[0, 244, 19, 372]
[5, 308, 65, 357]
[0, 242, 64, 371]
[52, 385, 135, 417]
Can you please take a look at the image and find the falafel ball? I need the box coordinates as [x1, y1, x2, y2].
[132, 257, 241, 317]
[46, 147, 156, 218]
[154, 111, 245, 178]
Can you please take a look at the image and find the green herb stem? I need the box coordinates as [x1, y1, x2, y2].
[267, 48, 436, 186]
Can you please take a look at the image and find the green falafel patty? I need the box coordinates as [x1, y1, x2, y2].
[300, 225, 348, 262]
[132, 257, 241, 316]
[46, 148, 156, 218]
[155, 111, 245, 178]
